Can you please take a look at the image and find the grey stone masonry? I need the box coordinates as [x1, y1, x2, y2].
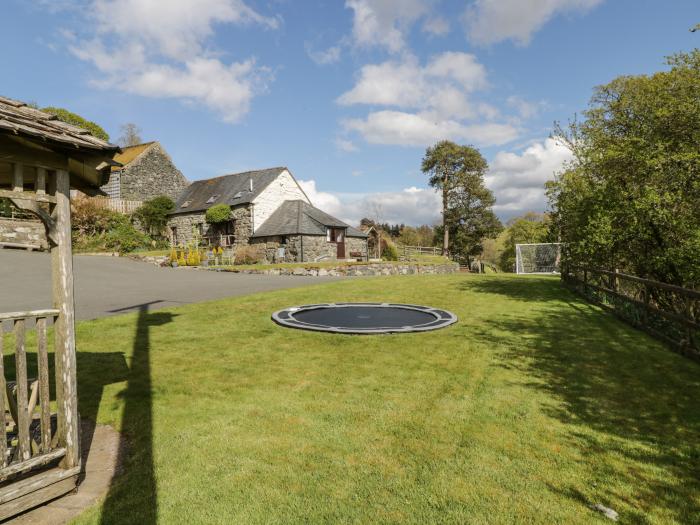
[167, 203, 253, 247]
[250, 234, 369, 263]
[0, 218, 48, 249]
[103, 142, 189, 201]
[214, 262, 460, 277]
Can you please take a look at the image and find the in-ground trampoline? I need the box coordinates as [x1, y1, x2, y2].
[271, 303, 457, 334]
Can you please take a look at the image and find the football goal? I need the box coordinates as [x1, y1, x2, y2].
[515, 243, 562, 274]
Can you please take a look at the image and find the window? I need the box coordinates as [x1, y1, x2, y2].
[205, 194, 220, 204]
[180, 200, 191, 208]
[327, 228, 344, 242]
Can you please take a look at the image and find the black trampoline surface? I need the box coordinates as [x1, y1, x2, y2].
[272, 303, 458, 334]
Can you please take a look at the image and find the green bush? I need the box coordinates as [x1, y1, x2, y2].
[133, 196, 174, 236]
[381, 237, 399, 261]
[104, 217, 152, 253]
[205, 204, 231, 224]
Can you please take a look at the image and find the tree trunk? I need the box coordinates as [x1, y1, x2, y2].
[442, 172, 449, 257]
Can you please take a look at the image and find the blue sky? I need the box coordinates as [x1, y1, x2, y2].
[2, 0, 698, 225]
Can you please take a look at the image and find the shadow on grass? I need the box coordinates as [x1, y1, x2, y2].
[461, 277, 700, 523]
[95, 302, 175, 525]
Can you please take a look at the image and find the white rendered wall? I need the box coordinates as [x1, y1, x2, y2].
[252, 170, 309, 232]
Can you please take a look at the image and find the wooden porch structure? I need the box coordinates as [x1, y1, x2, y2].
[0, 96, 119, 519]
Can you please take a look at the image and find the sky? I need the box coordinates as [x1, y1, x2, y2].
[2, 0, 698, 226]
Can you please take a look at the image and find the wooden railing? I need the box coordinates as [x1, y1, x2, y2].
[201, 234, 235, 247]
[400, 245, 441, 257]
[91, 197, 143, 214]
[562, 265, 700, 360]
[0, 310, 69, 482]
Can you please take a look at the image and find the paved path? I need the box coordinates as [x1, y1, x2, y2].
[0, 250, 339, 320]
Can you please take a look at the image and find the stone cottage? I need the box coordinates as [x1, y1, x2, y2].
[167, 167, 368, 263]
[101, 141, 188, 201]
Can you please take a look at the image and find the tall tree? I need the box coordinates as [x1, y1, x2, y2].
[422, 141, 499, 257]
[118, 123, 143, 147]
[41, 106, 109, 141]
[547, 50, 700, 287]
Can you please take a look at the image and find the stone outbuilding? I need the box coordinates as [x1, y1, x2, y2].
[251, 200, 368, 263]
[167, 167, 368, 263]
[100, 141, 188, 201]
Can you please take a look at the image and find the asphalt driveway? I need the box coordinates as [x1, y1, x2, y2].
[0, 250, 339, 320]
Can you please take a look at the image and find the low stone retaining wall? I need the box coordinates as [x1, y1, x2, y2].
[0, 218, 48, 250]
[212, 262, 459, 277]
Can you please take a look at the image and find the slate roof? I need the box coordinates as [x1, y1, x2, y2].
[0, 95, 119, 152]
[252, 200, 368, 238]
[111, 142, 156, 171]
[172, 167, 287, 214]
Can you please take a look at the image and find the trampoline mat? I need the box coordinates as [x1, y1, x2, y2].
[293, 305, 436, 329]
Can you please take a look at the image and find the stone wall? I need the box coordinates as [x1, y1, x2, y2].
[0, 218, 48, 249]
[346, 236, 368, 260]
[249, 234, 369, 263]
[167, 204, 253, 246]
[105, 142, 189, 201]
[214, 261, 460, 277]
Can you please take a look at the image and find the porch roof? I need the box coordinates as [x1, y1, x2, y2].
[252, 200, 368, 238]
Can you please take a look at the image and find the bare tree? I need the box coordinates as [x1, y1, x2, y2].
[117, 123, 143, 147]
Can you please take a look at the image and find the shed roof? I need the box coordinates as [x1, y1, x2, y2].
[111, 142, 156, 171]
[172, 167, 286, 214]
[0, 96, 119, 153]
[252, 200, 368, 238]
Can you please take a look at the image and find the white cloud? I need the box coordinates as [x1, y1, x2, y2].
[67, 0, 279, 123]
[344, 111, 518, 147]
[422, 16, 450, 36]
[334, 138, 358, 152]
[345, 0, 433, 53]
[506, 96, 544, 119]
[338, 53, 518, 147]
[306, 44, 342, 65]
[298, 179, 344, 214]
[486, 137, 572, 216]
[464, 0, 604, 46]
[299, 179, 442, 226]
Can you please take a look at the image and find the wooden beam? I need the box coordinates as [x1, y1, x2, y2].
[51, 169, 80, 469]
[0, 448, 66, 481]
[0, 309, 59, 322]
[8, 198, 58, 245]
[0, 189, 56, 204]
[12, 162, 22, 192]
[0, 465, 80, 506]
[36, 167, 46, 195]
[0, 331, 6, 469]
[0, 472, 77, 521]
[37, 317, 51, 453]
[14, 319, 31, 462]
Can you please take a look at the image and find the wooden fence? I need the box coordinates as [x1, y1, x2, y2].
[91, 197, 143, 214]
[562, 265, 700, 360]
[400, 245, 441, 257]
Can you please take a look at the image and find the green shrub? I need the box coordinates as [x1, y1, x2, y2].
[381, 237, 399, 261]
[133, 196, 174, 236]
[205, 204, 231, 224]
[104, 222, 152, 253]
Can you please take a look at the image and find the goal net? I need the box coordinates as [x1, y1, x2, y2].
[515, 243, 561, 274]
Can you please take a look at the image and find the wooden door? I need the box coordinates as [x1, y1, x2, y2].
[336, 229, 345, 258]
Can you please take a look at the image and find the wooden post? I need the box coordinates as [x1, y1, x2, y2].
[36, 168, 46, 195]
[12, 163, 23, 192]
[0, 329, 6, 468]
[51, 169, 80, 469]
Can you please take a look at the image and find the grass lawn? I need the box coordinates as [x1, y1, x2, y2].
[63, 274, 699, 524]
